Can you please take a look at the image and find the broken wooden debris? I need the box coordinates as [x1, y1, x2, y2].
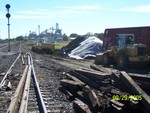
[90, 64, 112, 73]
[110, 99, 125, 109]
[69, 70, 99, 88]
[60, 79, 83, 92]
[60, 79, 83, 87]
[59, 86, 74, 100]
[73, 98, 92, 113]
[119, 71, 150, 112]
[0, 72, 5, 76]
[82, 85, 91, 93]
[60, 68, 149, 113]
[6, 81, 12, 91]
[111, 89, 129, 96]
[77, 91, 85, 101]
[66, 73, 85, 86]
[89, 90, 100, 107]
[129, 73, 150, 83]
[75, 68, 112, 80]
[110, 103, 125, 113]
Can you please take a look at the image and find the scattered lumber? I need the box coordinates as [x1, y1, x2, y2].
[110, 103, 125, 113]
[60, 79, 83, 92]
[119, 71, 150, 112]
[111, 89, 129, 96]
[89, 90, 100, 107]
[66, 73, 85, 86]
[60, 79, 82, 87]
[6, 81, 12, 91]
[77, 91, 85, 101]
[59, 86, 74, 100]
[110, 99, 126, 113]
[82, 85, 91, 93]
[60, 68, 150, 113]
[75, 68, 112, 81]
[90, 64, 112, 73]
[69, 70, 100, 88]
[73, 98, 92, 113]
[0, 72, 5, 76]
[129, 73, 150, 83]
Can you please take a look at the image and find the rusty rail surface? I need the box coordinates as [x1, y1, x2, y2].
[6, 44, 47, 113]
[30, 53, 48, 113]
[6, 65, 29, 113]
[19, 64, 32, 113]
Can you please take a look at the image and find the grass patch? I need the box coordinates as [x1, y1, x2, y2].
[25, 40, 36, 45]
[54, 41, 69, 50]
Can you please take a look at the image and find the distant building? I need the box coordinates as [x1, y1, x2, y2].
[28, 32, 37, 40]
[28, 23, 63, 42]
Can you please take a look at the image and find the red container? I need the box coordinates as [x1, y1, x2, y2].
[103, 26, 150, 55]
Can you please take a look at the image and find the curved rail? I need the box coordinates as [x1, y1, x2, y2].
[0, 53, 21, 89]
[6, 43, 47, 113]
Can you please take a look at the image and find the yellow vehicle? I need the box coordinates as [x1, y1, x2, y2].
[32, 38, 55, 54]
[95, 34, 150, 68]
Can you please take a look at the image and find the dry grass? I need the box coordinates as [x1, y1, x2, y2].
[54, 41, 70, 50]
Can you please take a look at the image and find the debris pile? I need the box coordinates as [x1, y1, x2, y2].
[60, 65, 150, 113]
[62, 35, 103, 59]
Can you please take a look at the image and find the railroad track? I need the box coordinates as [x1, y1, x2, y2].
[0, 42, 17, 51]
[1, 42, 149, 113]
[30, 48, 150, 112]
[0, 43, 8, 50]
[2, 43, 47, 113]
[0, 43, 72, 113]
[0, 43, 23, 112]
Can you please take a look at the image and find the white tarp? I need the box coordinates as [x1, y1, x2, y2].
[68, 36, 103, 59]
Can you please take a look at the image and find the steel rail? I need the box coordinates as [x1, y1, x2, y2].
[30, 53, 48, 113]
[0, 53, 21, 89]
[6, 43, 47, 113]
[19, 65, 32, 113]
[6, 65, 29, 113]
[0, 42, 16, 51]
[0, 45, 7, 50]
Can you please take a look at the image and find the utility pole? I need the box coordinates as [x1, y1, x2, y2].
[37, 25, 40, 45]
[38, 25, 40, 36]
[5, 4, 11, 52]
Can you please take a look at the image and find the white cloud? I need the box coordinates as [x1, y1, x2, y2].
[12, 15, 50, 19]
[1, 5, 100, 19]
[58, 5, 100, 16]
[61, 5, 100, 10]
[17, 9, 49, 15]
[121, 5, 150, 13]
[12, 9, 56, 19]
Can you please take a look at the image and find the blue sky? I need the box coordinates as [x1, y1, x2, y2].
[0, 0, 150, 39]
